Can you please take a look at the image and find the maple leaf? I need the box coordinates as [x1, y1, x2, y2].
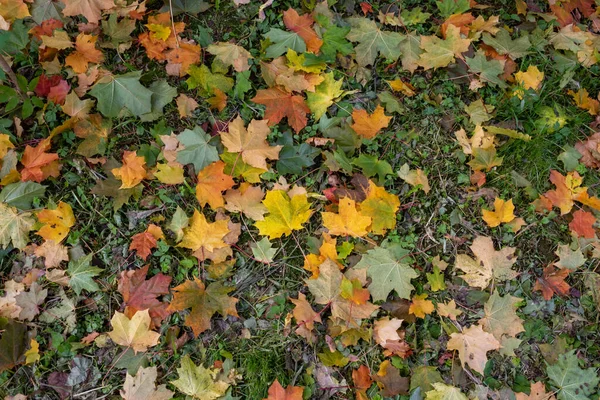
[447, 324, 501, 375]
[166, 41, 202, 77]
[397, 164, 430, 193]
[352, 365, 373, 400]
[252, 87, 309, 133]
[15, 282, 48, 321]
[36, 201, 75, 243]
[62, 91, 95, 120]
[264, 379, 304, 400]
[118, 264, 171, 329]
[254, 190, 312, 239]
[170, 355, 231, 400]
[425, 383, 468, 400]
[0, 134, 14, 159]
[479, 290, 524, 340]
[224, 183, 267, 220]
[482, 29, 531, 60]
[168, 278, 238, 336]
[178, 210, 229, 255]
[547, 350, 599, 400]
[195, 161, 235, 209]
[129, 232, 157, 260]
[515, 382, 556, 400]
[65, 34, 104, 74]
[569, 210, 596, 238]
[111, 151, 147, 189]
[0, 0, 30, 24]
[373, 317, 403, 349]
[418, 25, 471, 70]
[20, 138, 60, 183]
[306, 72, 345, 120]
[359, 181, 400, 235]
[355, 246, 419, 301]
[346, 17, 403, 66]
[154, 163, 184, 184]
[207, 88, 227, 112]
[454, 236, 517, 289]
[569, 88, 599, 115]
[350, 105, 392, 139]
[176, 93, 199, 117]
[34, 240, 69, 268]
[74, 114, 111, 157]
[303, 233, 340, 277]
[207, 42, 252, 72]
[61, 0, 115, 24]
[283, 8, 322, 53]
[120, 366, 174, 400]
[108, 309, 161, 353]
[409, 294, 434, 318]
[374, 360, 410, 397]
[0, 202, 34, 250]
[290, 292, 321, 343]
[437, 300, 463, 321]
[482, 197, 516, 227]
[322, 197, 372, 237]
[513, 65, 544, 98]
[220, 116, 282, 169]
[534, 266, 570, 300]
[90, 71, 153, 118]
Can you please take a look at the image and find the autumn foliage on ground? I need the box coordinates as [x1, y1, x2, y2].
[1, 0, 600, 398]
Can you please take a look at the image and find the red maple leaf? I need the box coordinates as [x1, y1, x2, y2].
[129, 231, 157, 260]
[118, 265, 172, 328]
[534, 265, 570, 300]
[569, 209, 597, 238]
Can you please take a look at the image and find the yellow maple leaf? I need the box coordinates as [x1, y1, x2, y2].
[36, 201, 75, 243]
[254, 190, 312, 239]
[568, 88, 599, 115]
[220, 116, 282, 170]
[322, 197, 372, 238]
[24, 339, 40, 364]
[0, 133, 15, 159]
[350, 105, 392, 139]
[154, 163, 185, 185]
[482, 197, 515, 228]
[112, 151, 147, 189]
[146, 23, 171, 41]
[0, 0, 30, 23]
[108, 309, 161, 353]
[513, 65, 544, 99]
[178, 210, 230, 253]
[387, 79, 416, 96]
[303, 233, 340, 277]
[397, 164, 431, 193]
[408, 294, 435, 319]
[195, 161, 235, 209]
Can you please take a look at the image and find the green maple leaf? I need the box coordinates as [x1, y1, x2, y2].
[482, 29, 531, 59]
[410, 366, 443, 393]
[0, 182, 46, 210]
[101, 13, 136, 48]
[67, 254, 103, 296]
[140, 80, 177, 122]
[0, 319, 27, 373]
[355, 247, 418, 302]
[436, 0, 470, 18]
[352, 154, 393, 183]
[0, 203, 34, 250]
[465, 52, 507, 88]
[176, 126, 219, 173]
[276, 132, 319, 175]
[251, 237, 277, 263]
[264, 28, 306, 58]
[346, 17, 403, 67]
[547, 350, 599, 400]
[468, 147, 503, 171]
[316, 15, 352, 62]
[90, 71, 153, 118]
[186, 64, 234, 97]
[399, 32, 422, 73]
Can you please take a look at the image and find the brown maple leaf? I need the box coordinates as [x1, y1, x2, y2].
[534, 265, 571, 300]
[118, 265, 172, 328]
[61, 0, 116, 24]
[252, 87, 309, 133]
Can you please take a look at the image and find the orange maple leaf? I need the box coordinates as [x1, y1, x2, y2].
[195, 161, 235, 209]
[351, 105, 392, 139]
[20, 138, 61, 183]
[166, 40, 201, 77]
[129, 232, 157, 260]
[111, 151, 147, 189]
[569, 209, 596, 238]
[65, 33, 104, 74]
[264, 379, 304, 400]
[207, 88, 227, 112]
[252, 87, 309, 133]
[283, 8, 322, 53]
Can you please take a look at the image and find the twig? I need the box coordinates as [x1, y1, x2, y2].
[0, 54, 27, 100]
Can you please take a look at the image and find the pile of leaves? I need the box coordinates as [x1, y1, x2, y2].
[1, 0, 600, 398]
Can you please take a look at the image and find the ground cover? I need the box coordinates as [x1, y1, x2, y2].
[1, 0, 600, 399]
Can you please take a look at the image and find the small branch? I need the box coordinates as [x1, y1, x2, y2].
[0, 54, 28, 100]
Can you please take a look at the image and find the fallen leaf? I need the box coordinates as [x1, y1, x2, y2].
[482, 197, 516, 228]
[534, 266, 570, 300]
[322, 197, 372, 237]
[447, 324, 501, 375]
[111, 151, 147, 189]
[409, 294, 434, 319]
[252, 87, 310, 133]
[264, 378, 304, 400]
[121, 366, 174, 400]
[255, 190, 312, 239]
[569, 210, 596, 238]
[36, 201, 75, 243]
[108, 309, 161, 353]
[195, 161, 235, 209]
[350, 105, 392, 139]
[220, 116, 282, 169]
